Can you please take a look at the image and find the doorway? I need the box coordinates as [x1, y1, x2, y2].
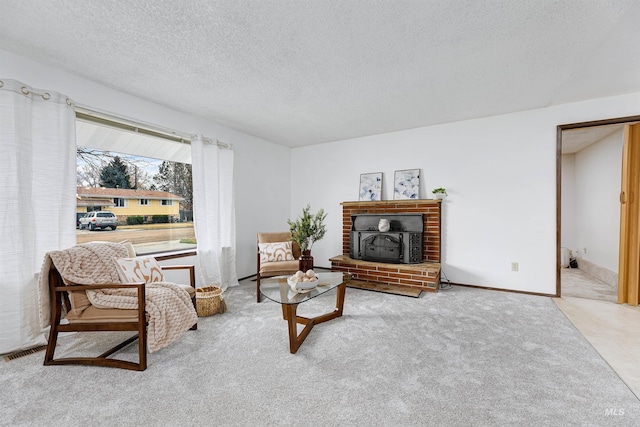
[557, 115, 640, 304]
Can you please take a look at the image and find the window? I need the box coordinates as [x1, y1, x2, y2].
[76, 112, 195, 255]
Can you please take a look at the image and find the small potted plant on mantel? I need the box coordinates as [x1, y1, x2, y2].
[288, 204, 327, 272]
[432, 187, 448, 199]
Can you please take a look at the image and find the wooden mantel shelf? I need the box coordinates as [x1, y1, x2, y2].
[341, 199, 442, 207]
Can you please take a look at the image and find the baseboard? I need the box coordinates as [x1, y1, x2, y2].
[451, 282, 557, 298]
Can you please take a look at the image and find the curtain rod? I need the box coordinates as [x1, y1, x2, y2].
[75, 105, 231, 149]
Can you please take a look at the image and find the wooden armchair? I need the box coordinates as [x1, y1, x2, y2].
[42, 242, 197, 371]
[256, 232, 301, 303]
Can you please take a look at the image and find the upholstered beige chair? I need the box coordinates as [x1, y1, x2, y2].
[256, 232, 301, 303]
[42, 241, 197, 371]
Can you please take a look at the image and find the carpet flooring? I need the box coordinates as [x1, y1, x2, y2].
[1, 281, 639, 426]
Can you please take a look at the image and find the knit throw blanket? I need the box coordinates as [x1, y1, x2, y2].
[42, 242, 197, 353]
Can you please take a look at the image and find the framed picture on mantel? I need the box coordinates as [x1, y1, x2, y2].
[359, 172, 382, 201]
[394, 169, 420, 199]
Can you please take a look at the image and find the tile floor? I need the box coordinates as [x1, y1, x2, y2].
[560, 268, 617, 303]
[555, 268, 640, 399]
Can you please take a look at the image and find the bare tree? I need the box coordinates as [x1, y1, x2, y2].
[77, 163, 104, 187]
[153, 161, 193, 211]
[76, 147, 108, 187]
[128, 164, 153, 190]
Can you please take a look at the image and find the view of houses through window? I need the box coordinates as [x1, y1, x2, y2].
[76, 117, 196, 255]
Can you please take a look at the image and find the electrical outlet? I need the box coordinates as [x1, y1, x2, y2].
[511, 262, 519, 272]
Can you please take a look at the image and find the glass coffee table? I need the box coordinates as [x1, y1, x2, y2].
[259, 272, 351, 354]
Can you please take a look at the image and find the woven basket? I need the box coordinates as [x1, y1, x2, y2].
[196, 285, 225, 317]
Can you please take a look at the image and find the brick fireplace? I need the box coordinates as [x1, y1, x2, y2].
[330, 199, 442, 294]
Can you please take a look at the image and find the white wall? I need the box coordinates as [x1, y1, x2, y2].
[561, 154, 576, 253]
[291, 94, 640, 295]
[573, 129, 623, 271]
[0, 49, 291, 281]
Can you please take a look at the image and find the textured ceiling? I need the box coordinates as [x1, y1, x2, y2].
[1, 0, 640, 147]
[562, 124, 624, 154]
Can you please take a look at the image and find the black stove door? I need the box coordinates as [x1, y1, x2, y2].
[363, 234, 402, 263]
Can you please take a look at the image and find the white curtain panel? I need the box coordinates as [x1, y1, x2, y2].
[0, 79, 76, 354]
[191, 136, 239, 290]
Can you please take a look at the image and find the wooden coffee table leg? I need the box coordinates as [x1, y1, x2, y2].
[335, 283, 346, 316]
[282, 283, 347, 354]
[284, 303, 314, 354]
[284, 304, 297, 353]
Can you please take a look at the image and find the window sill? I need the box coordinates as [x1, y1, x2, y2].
[151, 249, 198, 261]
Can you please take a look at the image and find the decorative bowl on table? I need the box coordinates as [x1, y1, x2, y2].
[287, 269, 319, 292]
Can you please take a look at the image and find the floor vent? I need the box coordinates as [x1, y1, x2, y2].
[3, 345, 48, 362]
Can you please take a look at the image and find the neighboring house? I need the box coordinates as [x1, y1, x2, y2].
[76, 186, 184, 223]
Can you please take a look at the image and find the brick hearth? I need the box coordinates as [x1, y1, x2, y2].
[330, 199, 442, 293]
